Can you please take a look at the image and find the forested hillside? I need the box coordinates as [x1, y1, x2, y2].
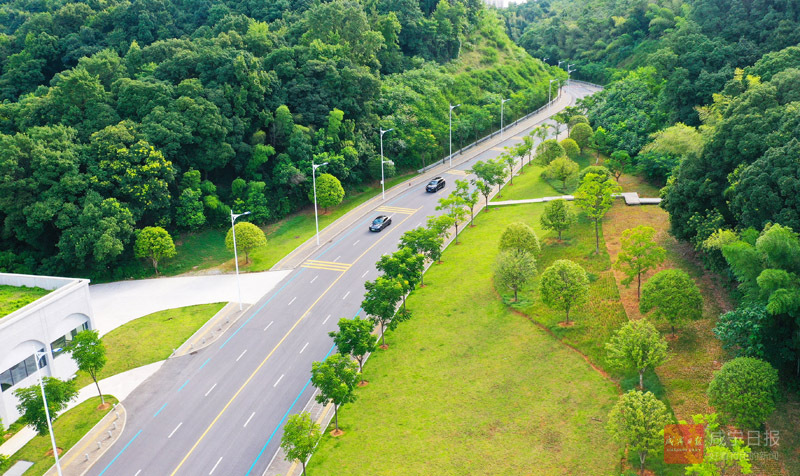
[503, 0, 800, 382]
[0, 0, 555, 278]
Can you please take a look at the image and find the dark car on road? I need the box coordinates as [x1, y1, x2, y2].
[369, 215, 392, 232]
[426, 177, 446, 192]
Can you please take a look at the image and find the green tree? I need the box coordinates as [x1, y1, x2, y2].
[453, 179, 480, 226]
[501, 152, 517, 185]
[606, 390, 671, 476]
[545, 156, 579, 191]
[640, 269, 703, 337]
[280, 412, 320, 476]
[134, 226, 176, 275]
[470, 159, 505, 209]
[707, 357, 779, 429]
[68, 330, 108, 404]
[559, 138, 580, 160]
[574, 172, 622, 254]
[535, 139, 565, 165]
[309, 173, 344, 212]
[225, 222, 267, 264]
[614, 226, 666, 299]
[495, 250, 537, 302]
[568, 114, 589, 132]
[436, 193, 468, 245]
[399, 226, 444, 271]
[569, 122, 593, 149]
[683, 414, 753, 476]
[712, 306, 770, 359]
[426, 214, 455, 248]
[175, 189, 206, 230]
[329, 317, 376, 375]
[539, 260, 589, 325]
[376, 247, 425, 310]
[14, 377, 78, 436]
[605, 320, 669, 389]
[605, 150, 631, 180]
[499, 222, 541, 256]
[362, 276, 404, 347]
[540, 199, 576, 241]
[310, 353, 360, 433]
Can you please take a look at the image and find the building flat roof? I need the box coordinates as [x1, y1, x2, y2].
[0, 284, 51, 317]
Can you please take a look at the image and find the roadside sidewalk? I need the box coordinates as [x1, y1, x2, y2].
[0, 362, 162, 468]
[272, 85, 587, 271]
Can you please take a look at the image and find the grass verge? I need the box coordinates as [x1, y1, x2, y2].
[74, 303, 225, 389]
[0, 396, 118, 475]
[307, 201, 621, 475]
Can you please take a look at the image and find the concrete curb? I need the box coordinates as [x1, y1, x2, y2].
[42, 402, 126, 476]
[171, 302, 252, 358]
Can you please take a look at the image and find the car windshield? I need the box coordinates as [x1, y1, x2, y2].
[372, 218, 384, 225]
[428, 180, 438, 186]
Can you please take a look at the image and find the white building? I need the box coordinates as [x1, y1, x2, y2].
[0, 273, 95, 425]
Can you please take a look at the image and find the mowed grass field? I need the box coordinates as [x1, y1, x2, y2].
[307, 201, 622, 475]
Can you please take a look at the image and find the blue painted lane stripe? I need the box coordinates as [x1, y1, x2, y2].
[198, 357, 211, 370]
[244, 344, 337, 476]
[153, 402, 168, 417]
[315, 217, 373, 259]
[97, 429, 142, 476]
[219, 268, 306, 349]
[178, 378, 190, 392]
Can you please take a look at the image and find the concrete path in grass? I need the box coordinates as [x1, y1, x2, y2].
[490, 191, 661, 206]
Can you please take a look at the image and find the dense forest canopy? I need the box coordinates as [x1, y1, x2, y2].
[501, 0, 800, 380]
[0, 0, 557, 278]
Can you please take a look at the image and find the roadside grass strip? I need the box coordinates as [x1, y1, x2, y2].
[306, 201, 622, 475]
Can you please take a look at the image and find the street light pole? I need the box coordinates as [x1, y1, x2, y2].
[558, 60, 565, 69]
[34, 351, 62, 476]
[311, 161, 328, 246]
[379, 128, 393, 200]
[230, 209, 251, 311]
[549, 79, 559, 109]
[567, 64, 575, 86]
[448, 103, 460, 167]
[500, 98, 511, 139]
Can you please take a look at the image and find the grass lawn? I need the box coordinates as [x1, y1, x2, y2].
[495, 153, 592, 202]
[0, 285, 51, 317]
[307, 202, 622, 475]
[73, 303, 225, 389]
[123, 173, 416, 279]
[0, 396, 118, 475]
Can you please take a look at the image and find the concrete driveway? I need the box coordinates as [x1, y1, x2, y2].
[89, 270, 291, 335]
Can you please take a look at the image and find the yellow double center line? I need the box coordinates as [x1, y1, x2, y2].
[169, 207, 420, 475]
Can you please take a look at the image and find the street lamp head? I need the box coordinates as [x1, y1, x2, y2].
[312, 162, 328, 170]
[450, 103, 461, 110]
[380, 127, 393, 135]
[502, 98, 511, 104]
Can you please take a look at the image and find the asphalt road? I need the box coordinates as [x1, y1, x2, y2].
[87, 82, 600, 476]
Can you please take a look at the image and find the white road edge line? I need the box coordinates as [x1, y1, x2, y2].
[135, 470, 142, 476]
[273, 374, 284, 388]
[236, 349, 247, 362]
[168, 422, 182, 439]
[243, 412, 255, 428]
[288, 296, 297, 306]
[353, 239, 360, 246]
[205, 383, 217, 397]
[322, 314, 331, 325]
[361, 270, 369, 278]
[343, 291, 350, 300]
[334, 255, 341, 262]
[300, 342, 309, 354]
[264, 321, 273, 331]
[209, 456, 223, 475]
[310, 275, 318, 284]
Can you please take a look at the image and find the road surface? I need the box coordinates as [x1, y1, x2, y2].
[87, 82, 600, 476]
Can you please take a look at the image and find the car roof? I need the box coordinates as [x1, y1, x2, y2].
[432, 176, 443, 180]
[374, 215, 387, 220]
